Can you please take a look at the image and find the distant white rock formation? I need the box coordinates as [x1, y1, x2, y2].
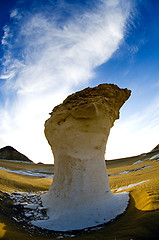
[33, 84, 131, 231]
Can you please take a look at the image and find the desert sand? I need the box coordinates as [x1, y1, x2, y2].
[0, 149, 159, 239]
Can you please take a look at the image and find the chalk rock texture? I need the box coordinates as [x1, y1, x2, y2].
[35, 84, 131, 231]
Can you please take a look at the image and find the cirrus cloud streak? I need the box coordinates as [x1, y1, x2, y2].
[0, 0, 133, 163]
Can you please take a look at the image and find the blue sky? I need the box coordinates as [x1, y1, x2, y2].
[0, 0, 158, 163]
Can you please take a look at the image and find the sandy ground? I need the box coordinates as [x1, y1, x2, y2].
[0, 150, 159, 239]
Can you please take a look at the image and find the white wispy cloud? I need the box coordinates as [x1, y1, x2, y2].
[106, 94, 159, 159]
[0, 0, 133, 163]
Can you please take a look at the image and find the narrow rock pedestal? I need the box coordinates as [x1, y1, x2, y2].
[33, 84, 131, 231]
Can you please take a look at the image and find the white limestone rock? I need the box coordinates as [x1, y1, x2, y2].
[33, 84, 131, 231]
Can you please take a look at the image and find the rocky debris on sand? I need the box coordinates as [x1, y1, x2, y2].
[0, 190, 79, 238]
[0, 166, 53, 178]
[109, 165, 151, 177]
[149, 154, 159, 160]
[8, 191, 49, 222]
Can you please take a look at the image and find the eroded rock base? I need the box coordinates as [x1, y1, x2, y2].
[32, 192, 129, 231]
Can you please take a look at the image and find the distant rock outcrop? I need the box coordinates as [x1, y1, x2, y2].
[0, 146, 32, 162]
[33, 84, 131, 231]
[151, 144, 159, 152]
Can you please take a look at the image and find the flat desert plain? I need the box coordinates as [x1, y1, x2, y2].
[0, 150, 159, 240]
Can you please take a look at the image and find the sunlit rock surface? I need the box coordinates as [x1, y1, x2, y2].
[33, 84, 131, 231]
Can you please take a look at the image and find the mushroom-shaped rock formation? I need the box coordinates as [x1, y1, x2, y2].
[33, 84, 131, 231]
